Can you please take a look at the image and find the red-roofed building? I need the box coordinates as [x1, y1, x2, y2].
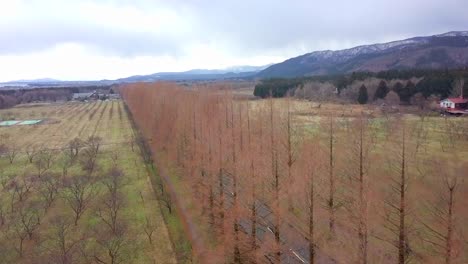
[440, 97, 468, 111]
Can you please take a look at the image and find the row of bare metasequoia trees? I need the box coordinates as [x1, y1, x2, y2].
[121, 82, 467, 264]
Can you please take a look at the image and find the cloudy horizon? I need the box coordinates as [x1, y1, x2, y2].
[1, 0, 468, 82]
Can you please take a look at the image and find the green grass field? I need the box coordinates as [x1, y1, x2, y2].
[0, 101, 176, 263]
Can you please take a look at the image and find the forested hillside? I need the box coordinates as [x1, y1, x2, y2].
[254, 69, 468, 105]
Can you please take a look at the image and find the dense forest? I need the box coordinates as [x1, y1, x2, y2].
[122, 82, 468, 264]
[254, 69, 468, 104]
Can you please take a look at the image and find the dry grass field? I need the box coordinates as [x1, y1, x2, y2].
[0, 101, 176, 263]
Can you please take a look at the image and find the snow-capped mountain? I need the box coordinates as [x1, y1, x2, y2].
[258, 31, 468, 78]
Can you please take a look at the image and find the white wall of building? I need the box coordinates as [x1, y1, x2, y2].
[440, 100, 455, 108]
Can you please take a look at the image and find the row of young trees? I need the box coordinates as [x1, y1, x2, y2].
[122, 82, 467, 264]
[0, 136, 153, 263]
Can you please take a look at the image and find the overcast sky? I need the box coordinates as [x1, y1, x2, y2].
[1, 0, 467, 81]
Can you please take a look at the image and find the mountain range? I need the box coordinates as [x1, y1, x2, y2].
[0, 65, 271, 88]
[2, 31, 468, 88]
[258, 31, 468, 77]
[115, 65, 272, 83]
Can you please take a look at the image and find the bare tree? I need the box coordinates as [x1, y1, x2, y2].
[269, 97, 281, 263]
[86, 136, 102, 155]
[246, 102, 259, 261]
[59, 150, 73, 178]
[380, 123, 414, 264]
[25, 146, 38, 163]
[207, 125, 216, 230]
[143, 217, 155, 245]
[345, 114, 373, 264]
[356, 116, 370, 264]
[109, 151, 120, 168]
[229, 99, 241, 263]
[1, 173, 15, 189]
[450, 78, 465, 98]
[97, 168, 126, 234]
[6, 143, 18, 164]
[38, 173, 61, 212]
[0, 133, 11, 158]
[80, 136, 102, 175]
[300, 138, 321, 264]
[325, 115, 337, 236]
[217, 114, 226, 235]
[0, 145, 7, 160]
[67, 138, 83, 162]
[157, 186, 173, 214]
[43, 217, 83, 264]
[0, 203, 6, 226]
[17, 205, 41, 239]
[6, 175, 35, 208]
[34, 148, 56, 178]
[8, 217, 29, 257]
[422, 160, 462, 264]
[63, 175, 96, 225]
[93, 223, 132, 264]
[283, 96, 298, 212]
[396, 126, 410, 264]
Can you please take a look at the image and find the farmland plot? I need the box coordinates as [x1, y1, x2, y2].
[0, 101, 176, 263]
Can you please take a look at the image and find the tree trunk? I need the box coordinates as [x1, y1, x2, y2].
[328, 117, 335, 236]
[358, 118, 368, 264]
[270, 98, 281, 263]
[309, 175, 315, 264]
[445, 187, 454, 264]
[398, 127, 407, 264]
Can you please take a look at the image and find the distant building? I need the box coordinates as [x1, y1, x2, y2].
[72, 92, 96, 101]
[108, 94, 121, 100]
[440, 97, 468, 115]
[440, 97, 468, 110]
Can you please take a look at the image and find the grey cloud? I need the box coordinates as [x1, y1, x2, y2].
[1, 0, 468, 58]
[0, 21, 188, 57]
[182, 0, 468, 55]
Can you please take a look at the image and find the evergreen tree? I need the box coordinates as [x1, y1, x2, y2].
[358, 84, 368, 104]
[398, 81, 415, 103]
[393, 81, 404, 94]
[374, 80, 389, 100]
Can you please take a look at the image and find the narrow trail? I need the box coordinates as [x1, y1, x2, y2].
[124, 104, 179, 263]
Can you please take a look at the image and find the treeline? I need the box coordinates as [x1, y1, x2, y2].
[122, 82, 468, 264]
[254, 68, 468, 103]
[253, 78, 304, 98]
[0, 85, 114, 109]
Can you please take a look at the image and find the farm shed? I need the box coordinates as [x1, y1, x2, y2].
[72, 92, 96, 101]
[440, 97, 468, 110]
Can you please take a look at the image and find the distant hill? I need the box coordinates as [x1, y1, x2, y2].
[116, 64, 271, 82]
[9, 78, 62, 83]
[257, 31, 468, 78]
[117, 71, 254, 83]
[0, 65, 270, 88]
